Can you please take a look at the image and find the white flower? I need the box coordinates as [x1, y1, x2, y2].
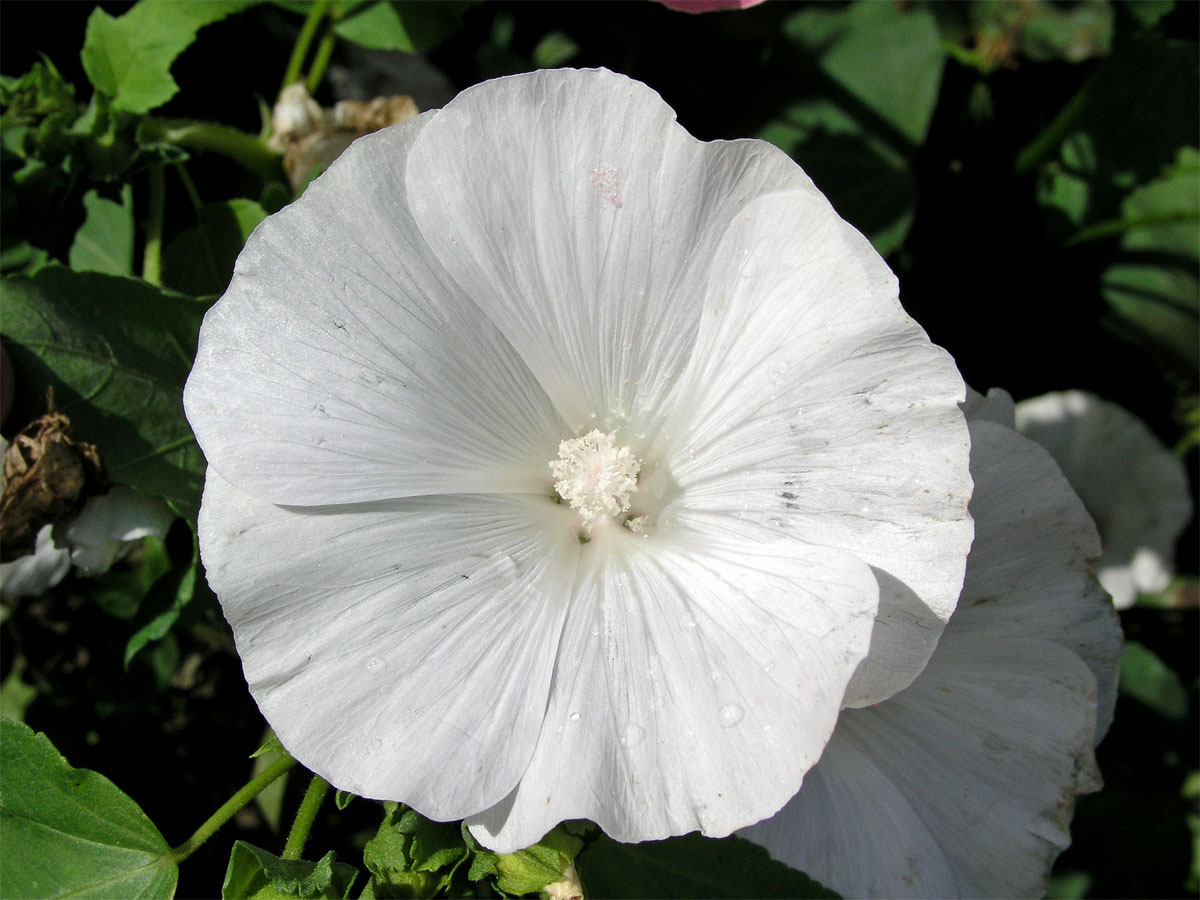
[1014, 390, 1192, 608]
[740, 388, 1122, 898]
[63, 486, 177, 576]
[0, 523, 71, 599]
[0, 477, 176, 599]
[183, 68, 974, 852]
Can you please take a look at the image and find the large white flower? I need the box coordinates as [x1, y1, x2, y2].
[183, 68, 973, 852]
[1015, 390, 1193, 609]
[741, 389, 1122, 898]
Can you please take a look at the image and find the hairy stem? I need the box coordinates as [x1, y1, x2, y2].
[168, 754, 297, 864]
[282, 773, 331, 860]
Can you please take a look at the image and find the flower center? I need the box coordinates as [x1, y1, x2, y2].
[550, 430, 641, 533]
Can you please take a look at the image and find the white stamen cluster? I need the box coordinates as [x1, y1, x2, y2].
[550, 430, 641, 529]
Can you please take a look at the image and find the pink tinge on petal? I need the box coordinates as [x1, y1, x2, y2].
[656, 0, 766, 13]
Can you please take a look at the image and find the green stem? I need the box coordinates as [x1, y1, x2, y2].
[306, 28, 338, 95]
[168, 754, 297, 864]
[172, 162, 203, 216]
[141, 118, 284, 183]
[283, 0, 332, 91]
[142, 163, 165, 286]
[1066, 210, 1200, 246]
[282, 773, 330, 860]
[1014, 84, 1088, 175]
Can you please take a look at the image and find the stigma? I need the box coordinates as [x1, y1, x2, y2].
[550, 430, 642, 534]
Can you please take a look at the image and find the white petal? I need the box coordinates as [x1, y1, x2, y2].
[185, 113, 567, 506]
[65, 487, 176, 575]
[742, 638, 1099, 898]
[1015, 390, 1193, 608]
[0, 524, 70, 598]
[467, 530, 878, 852]
[198, 470, 581, 819]
[656, 190, 973, 706]
[405, 68, 819, 436]
[959, 420, 1121, 740]
[960, 385, 1015, 427]
[741, 417, 1121, 898]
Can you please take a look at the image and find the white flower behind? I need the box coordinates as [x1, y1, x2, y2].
[741, 388, 1122, 898]
[1015, 390, 1193, 608]
[184, 68, 974, 852]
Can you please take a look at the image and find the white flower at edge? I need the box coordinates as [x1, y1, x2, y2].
[183, 68, 974, 852]
[1014, 390, 1193, 609]
[741, 388, 1122, 898]
[0, 440, 177, 598]
[0, 523, 71, 599]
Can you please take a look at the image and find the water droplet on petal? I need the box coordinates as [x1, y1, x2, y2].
[622, 723, 646, 747]
[366, 656, 386, 674]
[718, 704, 744, 728]
[569, 711, 580, 722]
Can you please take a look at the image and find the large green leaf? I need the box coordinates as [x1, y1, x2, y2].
[577, 833, 840, 899]
[163, 199, 266, 297]
[0, 717, 177, 899]
[1100, 147, 1200, 372]
[81, 0, 258, 115]
[69, 186, 134, 277]
[762, 0, 944, 256]
[784, 0, 944, 146]
[0, 265, 209, 517]
[332, 2, 478, 54]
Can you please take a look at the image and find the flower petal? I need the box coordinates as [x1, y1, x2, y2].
[404, 68, 819, 436]
[199, 471, 580, 819]
[185, 113, 567, 506]
[741, 639, 1099, 898]
[658, 190, 973, 706]
[467, 530, 878, 852]
[1015, 390, 1193, 609]
[741, 417, 1121, 898]
[0, 524, 70, 599]
[960, 419, 1121, 739]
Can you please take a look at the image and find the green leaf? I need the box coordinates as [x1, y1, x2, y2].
[0, 717, 177, 898]
[1037, 37, 1199, 227]
[333, 2, 415, 51]
[69, 185, 134, 276]
[784, 0, 944, 146]
[1122, 0, 1173, 29]
[1, 265, 209, 517]
[764, 0, 944, 255]
[332, 1, 477, 53]
[1119, 640, 1190, 721]
[91, 535, 173, 619]
[123, 542, 198, 668]
[0, 59, 79, 164]
[222, 841, 358, 900]
[531, 31, 580, 68]
[577, 833, 840, 899]
[163, 198, 267, 297]
[251, 733, 290, 833]
[81, 0, 258, 115]
[968, 0, 1113, 66]
[361, 804, 468, 897]
[0, 659, 38, 722]
[1099, 147, 1200, 372]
